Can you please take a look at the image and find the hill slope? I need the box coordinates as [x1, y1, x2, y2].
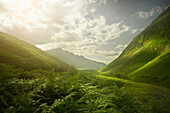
[94, 74, 170, 112]
[0, 32, 74, 71]
[46, 48, 106, 70]
[101, 7, 170, 88]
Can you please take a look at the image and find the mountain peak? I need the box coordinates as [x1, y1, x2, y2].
[46, 48, 106, 70]
[0, 32, 74, 71]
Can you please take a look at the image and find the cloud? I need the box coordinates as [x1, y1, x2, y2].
[35, 13, 130, 63]
[51, 32, 80, 43]
[94, 50, 121, 56]
[115, 44, 127, 50]
[130, 27, 145, 35]
[135, 6, 163, 19]
[92, 49, 121, 64]
[46, 14, 131, 47]
[0, 0, 91, 41]
[0, 0, 130, 63]
[0, 0, 130, 46]
[130, 29, 138, 34]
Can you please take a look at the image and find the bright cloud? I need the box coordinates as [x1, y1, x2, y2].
[0, 0, 167, 63]
[115, 44, 127, 50]
[0, 0, 137, 63]
[95, 50, 120, 56]
[130, 29, 138, 34]
[135, 6, 163, 19]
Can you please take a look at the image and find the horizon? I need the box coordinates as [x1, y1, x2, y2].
[0, 0, 169, 64]
[0, 1, 170, 112]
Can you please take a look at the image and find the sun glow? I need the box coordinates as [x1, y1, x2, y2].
[0, 0, 49, 29]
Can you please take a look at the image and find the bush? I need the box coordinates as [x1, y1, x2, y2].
[0, 63, 149, 113]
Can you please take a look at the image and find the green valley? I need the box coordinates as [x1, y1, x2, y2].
[1, 63, 170, 113]
[0, 32, 75, 72]
[101, 7, 170, 88]
[0, 1, 170, 113]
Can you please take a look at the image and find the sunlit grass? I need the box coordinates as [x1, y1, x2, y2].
[94, 74, 170, 112]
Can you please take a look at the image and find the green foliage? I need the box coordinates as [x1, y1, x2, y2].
[0, 32, 75, 72]
[0, 63, 149, 113]
[100, 7, 170, 88]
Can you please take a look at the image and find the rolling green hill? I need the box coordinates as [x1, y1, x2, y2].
[46, 48, 106, 70]
[0, 32, 75, 72]
[101, 7, 170, 88]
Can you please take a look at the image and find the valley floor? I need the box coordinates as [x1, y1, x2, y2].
[95, 74, 170, 112]
[1, 63, 170, 113]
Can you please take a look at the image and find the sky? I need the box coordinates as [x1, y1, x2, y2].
[0, 0, 169, 64]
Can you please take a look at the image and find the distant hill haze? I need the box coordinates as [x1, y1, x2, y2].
[101, 7, 170, 88]
[46, 48, 106, 70]
[0, 32, 75, 72]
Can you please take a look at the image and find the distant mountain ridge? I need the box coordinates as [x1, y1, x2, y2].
[46, 48, 106, 70]
[101, 7, 170, 88]
[0, 32, 75, 72]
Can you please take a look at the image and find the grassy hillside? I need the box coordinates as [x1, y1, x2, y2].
[94, 74, 170, 112]
[0, 32, 75, 72]
[101, 7, 170, 88]
[46, 48, 106, 70]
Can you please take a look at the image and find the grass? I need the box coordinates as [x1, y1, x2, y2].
[0, 63, 148, 113]
[1, 63, 170, 112]
[95, 74, 170, 112]
[100, 7, 170, 88]
[0, 7, 170, 113]
[0, 32, 75, 72]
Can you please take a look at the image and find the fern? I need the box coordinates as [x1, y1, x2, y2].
[0, 63, 152, 112]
